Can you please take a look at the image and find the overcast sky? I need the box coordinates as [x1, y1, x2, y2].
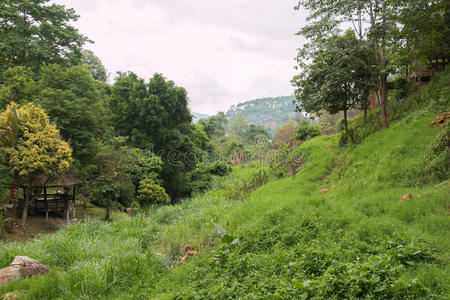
[54, 0, 308, 115]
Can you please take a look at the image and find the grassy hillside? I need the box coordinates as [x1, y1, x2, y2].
[0, 74, 448, 299]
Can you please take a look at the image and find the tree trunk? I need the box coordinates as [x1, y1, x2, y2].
[105, 206, 110, 221]
[379, 0, 389, 128]
[21, 187, 30, 226]
[380, 77, 388, 128]
[343, 109, 354, 144]
[369, 0, 389, 128]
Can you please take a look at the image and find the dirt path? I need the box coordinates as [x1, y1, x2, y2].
[324, 142, 339, 160]
[322, 141, 340, 182]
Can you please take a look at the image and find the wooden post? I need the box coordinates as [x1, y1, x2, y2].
[44, 188, 48, 223]
[72, 186, 76, 219]
[64, 192, 69, 224]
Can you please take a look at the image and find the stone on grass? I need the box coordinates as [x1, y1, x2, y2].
[0, 256, 50, 286]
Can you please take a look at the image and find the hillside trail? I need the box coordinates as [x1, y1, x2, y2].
[322, 141, 340, 182]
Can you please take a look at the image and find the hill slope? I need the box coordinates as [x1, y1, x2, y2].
[191, 111, 211, 123]
[226, 96, 305, 134]
[0, 73, 448, 299]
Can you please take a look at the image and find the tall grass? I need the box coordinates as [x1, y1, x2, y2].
[0, 74, 449, 298]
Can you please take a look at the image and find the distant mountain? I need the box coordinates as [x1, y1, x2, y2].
[226, 96, 306, 135]
[192, 111, 211, 123]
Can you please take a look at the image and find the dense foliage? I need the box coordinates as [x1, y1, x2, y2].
[0, 81, 448, 297]
[0, 103, 72, 224]
[0, 1, 448, 299]
[294, 0, 449, 130]
[0, 0, 89, 74]
[292, 31, 375, 142]
[137, 178, 170, 205]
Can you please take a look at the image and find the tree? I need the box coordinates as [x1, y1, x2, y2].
[36, 64, 108, 165]
[227, 113, 249, 142]
[137, 178, 170, 205]
[243, 124, 271, 145]
[0, 103, 72, 225]
[273, 120, 298, 147]
[198, 112, 228, 139]
[0, 107, 20, 147]
[0, 66, 37, 108]
[82, 50, 108, 82]
[0, 0, 89, 74]
[292, 31, 375, 142]
[91, 137, 163, 218]
[394, 0, 449, 69]
[295, 0, 397, 128]
[110, 72, 197, 199]
[295, 120, 321, 141]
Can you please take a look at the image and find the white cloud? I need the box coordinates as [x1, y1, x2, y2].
[55, 0, 308, 114]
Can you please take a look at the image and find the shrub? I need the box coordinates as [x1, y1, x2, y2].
[339, 110, 382, 146]
[295, 120, 321, 141]
[189, 161, 233, 195]
[424, 123, 450, 181]
[208, 161, 232, 176]
[137, 178, 170, 205]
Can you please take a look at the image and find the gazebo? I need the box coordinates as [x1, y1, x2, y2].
[14, 174, 82, 222]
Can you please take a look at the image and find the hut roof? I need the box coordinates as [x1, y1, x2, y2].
[17, 173, 82, 188]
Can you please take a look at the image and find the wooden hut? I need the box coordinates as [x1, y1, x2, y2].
[14, 174, 82, 222]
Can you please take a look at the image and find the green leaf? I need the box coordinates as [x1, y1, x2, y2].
[221, 235, 234, 244]
[215, 223, 230, 238]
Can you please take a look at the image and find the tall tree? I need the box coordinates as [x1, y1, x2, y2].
[295, 0, 397, 128]
[0, 66, 36, 108]
[292, 31, 375, 142]
[110, 72, 196, 199]
[273, 120, 298, 147]
[198, 112, 228, 139]
[82, 50, 108, 82]
[36, 64, 108, 166]
[0, 0, 89, 74]
[0, 103, 72, 225]
[394, 0, 449, 68]
[227, 114, 249, 142]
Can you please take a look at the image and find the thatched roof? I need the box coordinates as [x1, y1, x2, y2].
[17, 173, 82, 188]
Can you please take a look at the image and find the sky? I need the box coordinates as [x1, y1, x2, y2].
[54, 0, 308, 115]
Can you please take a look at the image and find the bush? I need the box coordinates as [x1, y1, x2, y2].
[189, 161, 233, 195]
[339, 110, 382, 146]
[208, 161, 232, 176]
[137, 178, 170, 205]
[295, 120, 321, 141]
[424, 123, 450, 181]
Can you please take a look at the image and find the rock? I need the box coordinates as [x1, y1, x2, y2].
[183, 244, 193, 253]
[179, 245, 198, 264]
[185, 250, 198, 256]
[400, 194, 413, 202]
[431, 112, 450, 126]
[3, 292, 21, 300]
[320, 189, 329, 194]
[0, 256, 50, 286]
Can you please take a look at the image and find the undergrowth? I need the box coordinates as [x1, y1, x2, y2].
[0, 74, 449, 299]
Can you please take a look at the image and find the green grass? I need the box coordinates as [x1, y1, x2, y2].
[0, 74, 448, 298]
